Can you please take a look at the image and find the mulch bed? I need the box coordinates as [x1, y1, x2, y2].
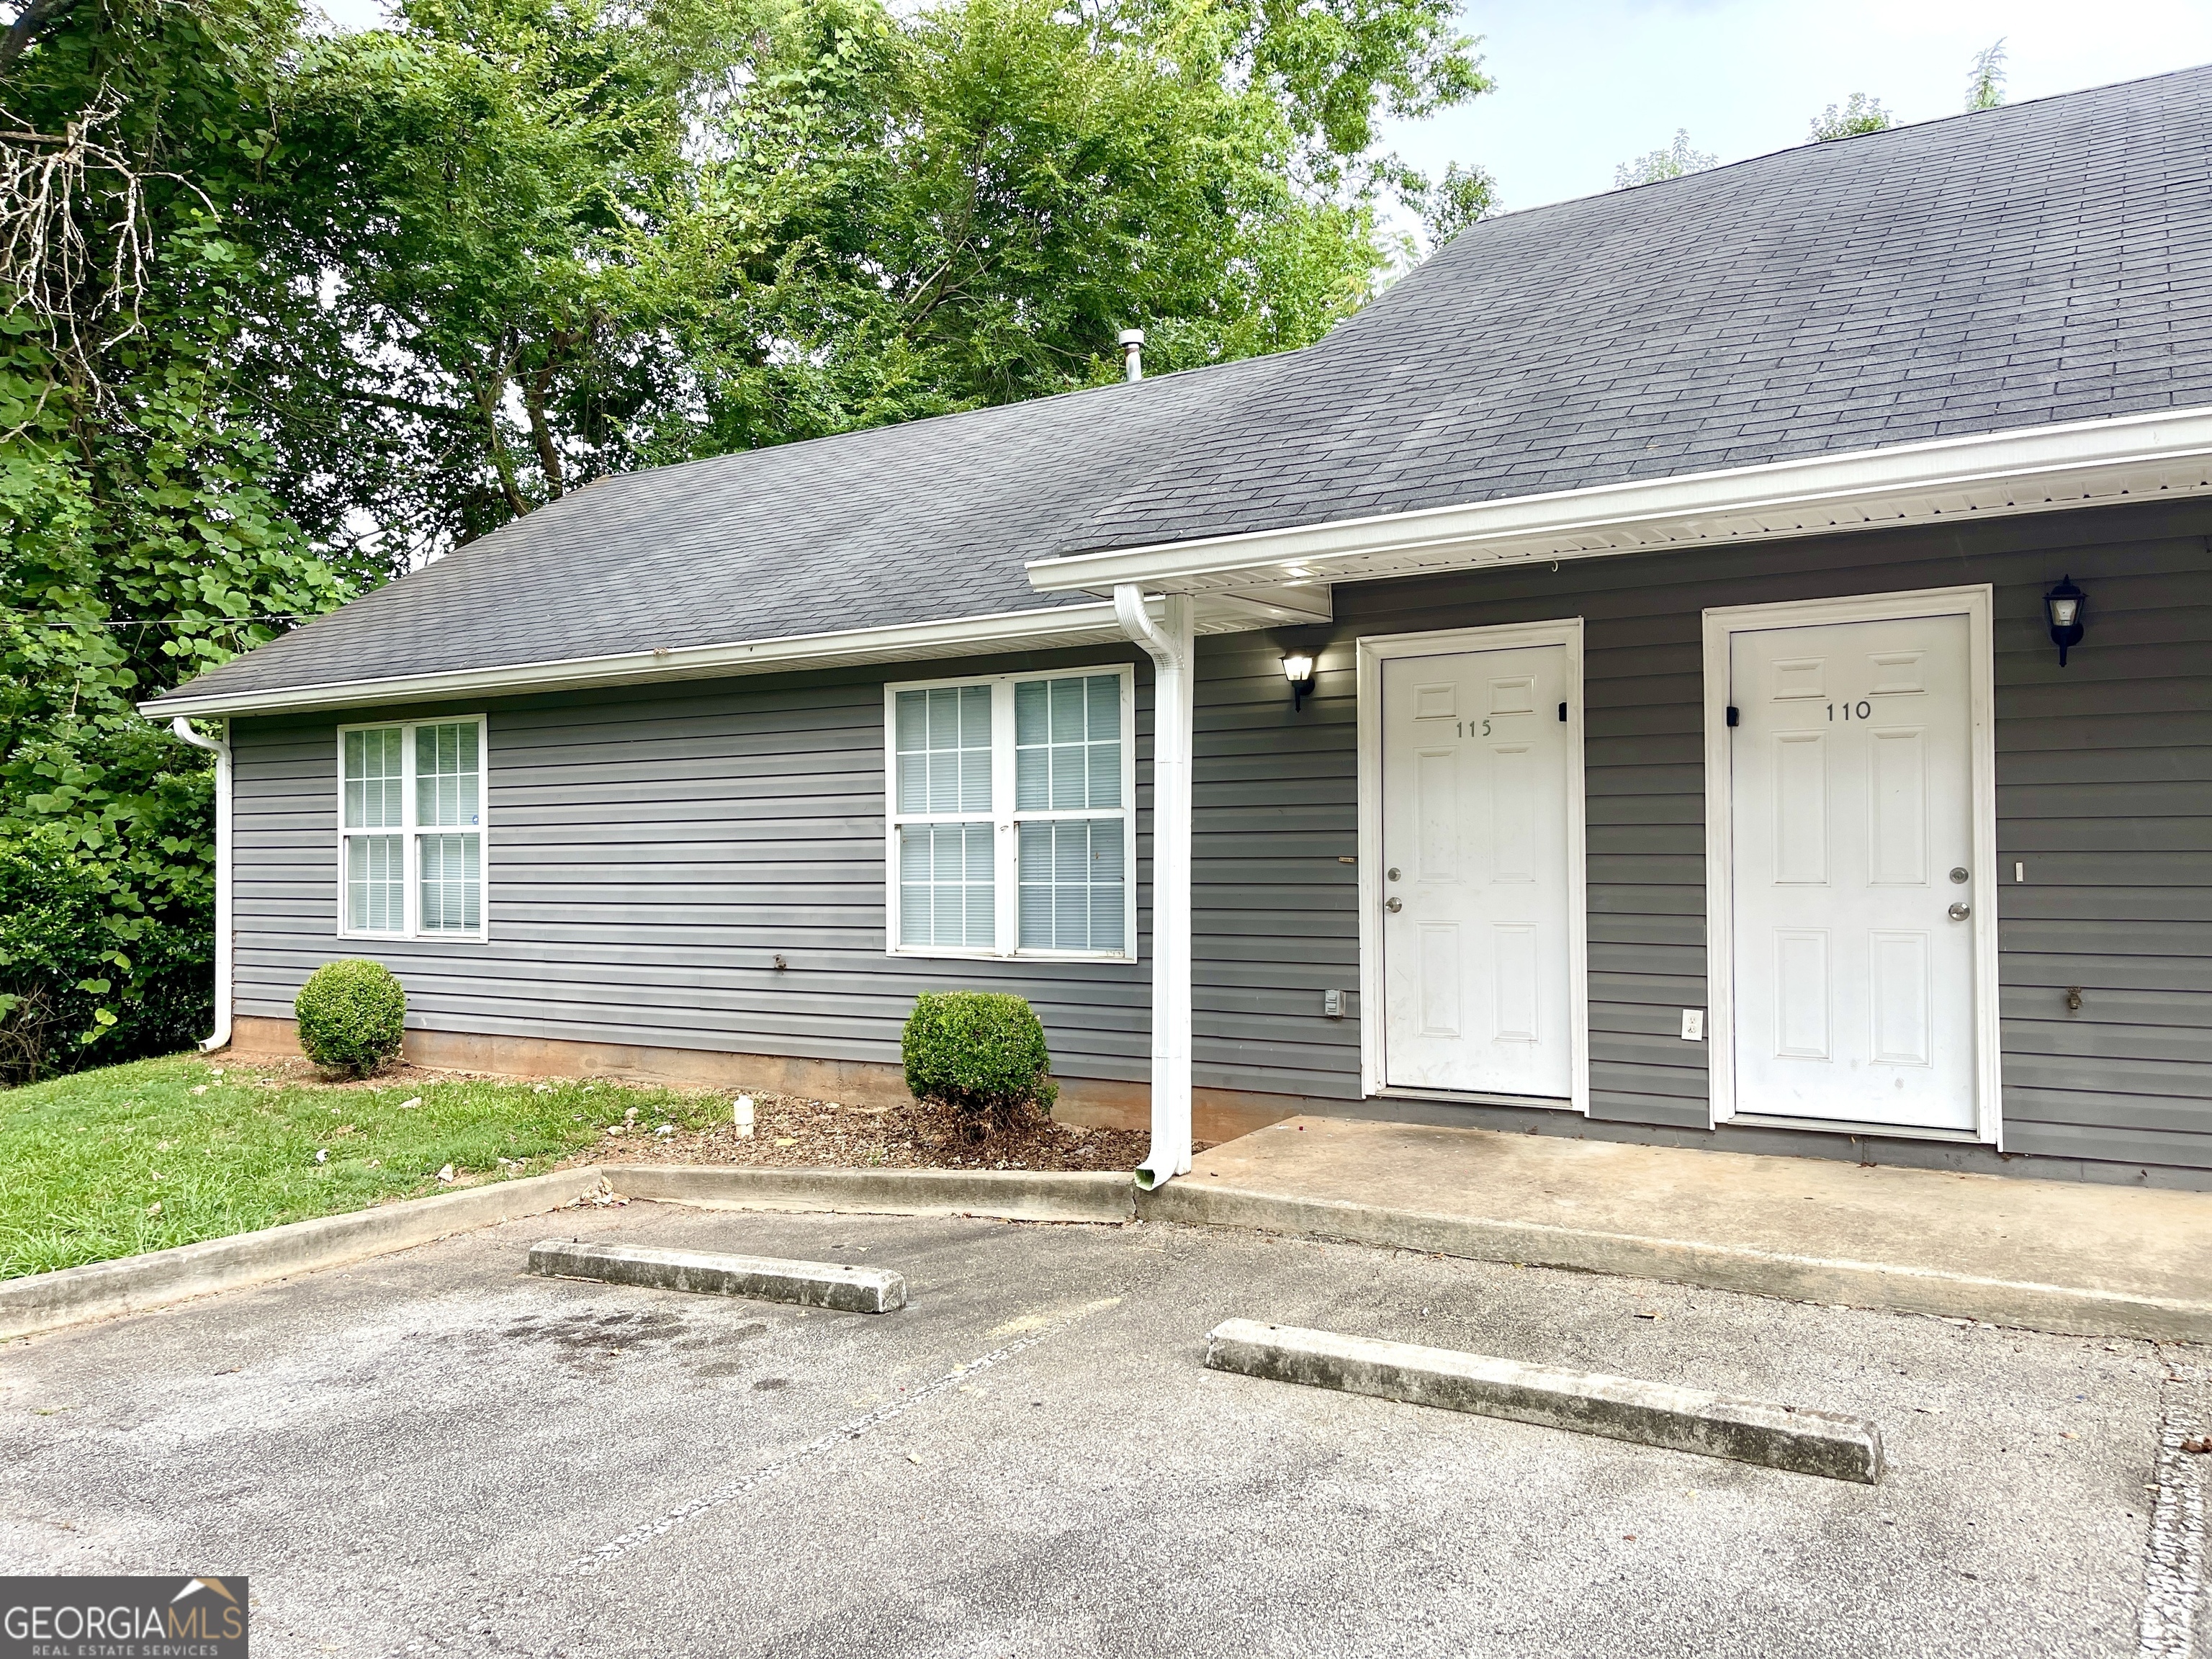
[578, 1090, 1162, 1173]
[223, 1054, 1169, 1172]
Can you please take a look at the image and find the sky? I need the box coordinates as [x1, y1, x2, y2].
[313, 0, 2212, 214]
[1387, 0, 2212, 212]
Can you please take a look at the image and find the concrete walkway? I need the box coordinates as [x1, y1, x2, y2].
[1145, 1117, 2212, 1340]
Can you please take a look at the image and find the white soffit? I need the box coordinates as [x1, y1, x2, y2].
[1025, 405, 2212, 596]
[140, 585, 1331, 719]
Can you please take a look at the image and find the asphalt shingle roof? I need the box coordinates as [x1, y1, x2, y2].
[161, 64, 2212, 706]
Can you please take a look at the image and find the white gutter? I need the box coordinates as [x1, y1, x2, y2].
[138, 599, 1149, 720]
[1115, 584, 1194, 1190]
[1028, 405, 2212, 596]
[167, 716, 233, 1053]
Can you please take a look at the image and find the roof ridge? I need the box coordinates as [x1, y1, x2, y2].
[1460, 58, 2212, 228]
[158, 58, 2212, 707]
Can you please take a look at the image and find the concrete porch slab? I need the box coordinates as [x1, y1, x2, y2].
[1141, 1117, 2212, 1340]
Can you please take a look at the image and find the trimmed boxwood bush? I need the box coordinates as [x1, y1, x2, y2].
[295, 958, 406, 1077]
[902, 992, 1058, 1136]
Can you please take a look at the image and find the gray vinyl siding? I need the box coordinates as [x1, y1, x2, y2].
[1200, 498, 2212, 1169]
[230, 498, 2211, 1174]
[232, 648, 1161, 1087]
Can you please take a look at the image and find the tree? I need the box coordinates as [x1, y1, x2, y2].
[1613, 129, 1716, 189]
[1411, 160, 1499, 248]
[1966, 38, 2007, 112]
[1809, 93, 1890, 142]
[0, 0, 375, 1073]
[1, 0, 1497, 1071]
[244, 0, 1494, 552]
[636, 0, 1491, 459]
[267, 0, 707, 552]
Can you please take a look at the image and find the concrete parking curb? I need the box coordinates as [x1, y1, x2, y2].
[528, 1238, 906, 1312]
[0, 1164, 1130, 1341]
[0, 1166, 613, 1341]
[1202, 1318, 1886, 1483]
[603, 1164, 1136, 1223]
[1143, 1183, 2212, 1341]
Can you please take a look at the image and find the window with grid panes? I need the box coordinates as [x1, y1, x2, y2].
[886, 669, 1133, 958]
[338, 718, 486, 938]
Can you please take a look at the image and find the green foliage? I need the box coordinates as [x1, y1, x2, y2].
[1613, 129, 1717, 189]
[633, 0, 1490, 457]
[1809, 94, 1891, 143]
[1966, 38, 2007, 112]
[902, 991, 1058, 1130]
[294, 959, 408, 1076]
[1, 0, 1493, 1071]
[0, 827, 209, 1083]
[0, 1053, 721, 1277]
[1413, 160, 1499, 248]
[2, 0, 377, 1076]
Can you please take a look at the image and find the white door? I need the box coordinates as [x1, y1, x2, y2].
[1380, 644, 1573, 1098]
[1728, 613, 1977, 1130]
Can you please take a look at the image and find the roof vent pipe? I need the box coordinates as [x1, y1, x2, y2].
[1118, 328, 1145, 382]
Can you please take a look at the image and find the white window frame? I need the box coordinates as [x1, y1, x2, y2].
[884, 666, 1138, 962]
[335, 714, 491, 943]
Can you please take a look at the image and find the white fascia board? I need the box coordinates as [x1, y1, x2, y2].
[140, 600, 1151, 719]
[1025, 405, 2212, 596]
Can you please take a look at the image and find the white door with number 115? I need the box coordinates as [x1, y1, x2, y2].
[1380, 643, 1574, 1100]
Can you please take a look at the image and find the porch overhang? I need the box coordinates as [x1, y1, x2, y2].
[1024, 404, 2212, 599]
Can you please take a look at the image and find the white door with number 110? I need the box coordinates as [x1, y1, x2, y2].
[1728, 613, 1977, 1130]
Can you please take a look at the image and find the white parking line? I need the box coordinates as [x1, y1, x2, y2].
[2139, 1349, 2208, 1659]
[571, 1300, 1117, 1575]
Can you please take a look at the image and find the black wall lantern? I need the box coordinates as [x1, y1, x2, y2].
[2044, 575, 2086, 667]
[1281, 651, 1317, 711]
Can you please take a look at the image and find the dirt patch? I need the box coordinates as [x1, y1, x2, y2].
[572, 1090, 1166, 1173]
[219, 1055, 531, 1091]
[219, 1053, 1179, 1172]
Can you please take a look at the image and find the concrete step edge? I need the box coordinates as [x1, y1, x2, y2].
[601, 1164, 1137, 1223]
[1148, 1182, 2212, 1341]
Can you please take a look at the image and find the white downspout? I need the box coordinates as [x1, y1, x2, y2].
[1115, 584, 1193, 1188]
[168, 716, 233, 1053]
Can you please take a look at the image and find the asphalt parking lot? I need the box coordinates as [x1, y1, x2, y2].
[1, 1203, 2203, 1658]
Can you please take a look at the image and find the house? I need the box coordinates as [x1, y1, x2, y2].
[145, 68, 2212, 1192]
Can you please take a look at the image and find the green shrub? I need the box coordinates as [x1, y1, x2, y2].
[0, 828, 209, 1086]
[901, 992, 1058, 1136]
[295, 959, 407, 1077]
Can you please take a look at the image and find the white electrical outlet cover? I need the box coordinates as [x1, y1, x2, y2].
[1681, 1009, 1706, 1042]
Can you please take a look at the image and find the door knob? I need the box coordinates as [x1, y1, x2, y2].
[1948, 902, 1971, 921]
[1385, 897, 1403, 913]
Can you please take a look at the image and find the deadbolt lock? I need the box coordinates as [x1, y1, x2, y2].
[1385, 897, 1404, 913]
[1949, 867, 1970, 884]
[1387, 867, 1402, 881]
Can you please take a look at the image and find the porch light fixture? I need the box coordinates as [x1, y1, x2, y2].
[1281, 651, 1317, 711]
[2044, 575, 2086, 666]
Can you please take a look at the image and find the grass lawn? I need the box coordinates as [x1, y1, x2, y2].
[0, 1053, 730, 1279]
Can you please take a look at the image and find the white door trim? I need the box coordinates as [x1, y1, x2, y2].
[1357, 618, 1590, 1113]
[1701, 584, 2001, 1145]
